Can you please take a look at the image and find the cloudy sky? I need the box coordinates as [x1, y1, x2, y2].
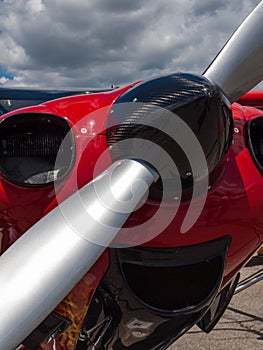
[0, 0, 261, 89]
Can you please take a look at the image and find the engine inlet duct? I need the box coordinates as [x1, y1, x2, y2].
[0, 159, 158, 350]
[0, 113, 75, 186]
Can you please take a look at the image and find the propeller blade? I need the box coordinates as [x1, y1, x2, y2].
[203, 1, 263, 102]
[0, 159, 157, 350]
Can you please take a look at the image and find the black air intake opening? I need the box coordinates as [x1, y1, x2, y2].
[122, 257, 221, 312]
[118, 237, 230, 315]
[0, 113, 75, 186]
[247, 116, 263, 174]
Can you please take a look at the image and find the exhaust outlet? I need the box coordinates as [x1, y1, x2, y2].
[0, 159, 157, 350]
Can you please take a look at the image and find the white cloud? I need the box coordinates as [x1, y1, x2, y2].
[0, 0, 261, 88]
[0, 76, 8, 84]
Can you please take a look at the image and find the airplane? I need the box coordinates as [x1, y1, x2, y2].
[0, 1, 263, 349]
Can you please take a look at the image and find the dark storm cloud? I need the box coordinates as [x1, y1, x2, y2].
[0, 0, 261, 88]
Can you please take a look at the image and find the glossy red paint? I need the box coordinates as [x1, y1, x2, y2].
[0, 84, 136, 350]
[237, 89, 263, 109]
[0, 84, 136, 254]
[0, 88, 262, 350]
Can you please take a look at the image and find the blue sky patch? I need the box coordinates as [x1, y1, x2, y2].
[0, 67, 13, 80]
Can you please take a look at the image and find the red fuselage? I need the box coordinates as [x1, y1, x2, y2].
[0, 87, 262, 350]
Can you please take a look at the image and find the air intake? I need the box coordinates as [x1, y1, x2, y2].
[0, 113, 75, 186]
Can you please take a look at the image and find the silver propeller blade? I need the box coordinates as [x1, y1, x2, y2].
[0, 159, 157, 350]
[203, 1, 263, 102]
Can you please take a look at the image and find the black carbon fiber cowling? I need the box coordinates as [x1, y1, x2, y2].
[107, 73, 233, 200]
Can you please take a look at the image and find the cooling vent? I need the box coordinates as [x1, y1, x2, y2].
[0, 113, 75, 186]
[0, 135, 64, 157]
[117, 236, 230, 315]
[247, 116, 263, 174]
